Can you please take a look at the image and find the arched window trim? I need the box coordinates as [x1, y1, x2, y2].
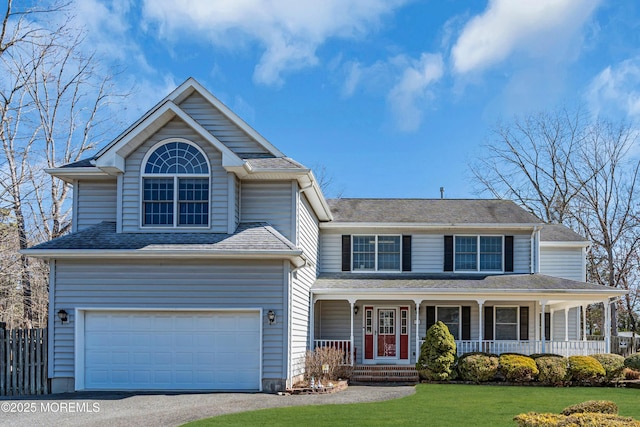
[140, 138, 211, 229]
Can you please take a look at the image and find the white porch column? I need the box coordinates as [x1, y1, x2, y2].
[349, 299, 355, 365]
[414, 300, 422, 363]
[309, 296, 315, 350]
[541, 301, 546, 353]
[581, 305, 587, 341]
[477, 299, 485, 352]
[550, 309, 554, 341]
[564, 309, 569, 342]
[604, 300, 611, 353]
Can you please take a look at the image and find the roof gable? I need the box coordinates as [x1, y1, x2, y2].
[93, 100, 244, 173]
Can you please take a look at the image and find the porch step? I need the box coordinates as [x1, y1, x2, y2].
[350, 365, 419, 384]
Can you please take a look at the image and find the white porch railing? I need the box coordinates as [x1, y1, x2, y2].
[313, 339, 354, 365]
[453, 340, 607, 357]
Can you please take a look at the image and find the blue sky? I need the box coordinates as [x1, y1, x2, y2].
[61, 0, 640, 198]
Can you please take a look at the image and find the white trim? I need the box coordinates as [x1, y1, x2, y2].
[320, 222, 544, 229]
[351, 234, 402, 273]
[453, 234, 504, 273]
[540, 241, 591, 248]
[45, 167, 111, 183]
[74, 307, 263, 392]
[284, 260, 292, 389]
[116, 174, 123, 233]
[71, 180, 78, 233]
[47, 261, 56, 379]
[139, 138, 211, 230]
[227, 173, 235, 234]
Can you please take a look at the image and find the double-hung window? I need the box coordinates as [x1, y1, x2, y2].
[454, 236, 503, 272]
[352, 235, 401, 271]
[142, 141, 210, 228]
[436, 306, 461, 340]
[495, 307, 519, 340]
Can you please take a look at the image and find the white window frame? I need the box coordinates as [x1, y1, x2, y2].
[494, 306, 519, 341]
[352, 234, 402, 272]
[436, 305, 462, 340]
[453, 235, 504, 273]
[139, 138, 211, 229]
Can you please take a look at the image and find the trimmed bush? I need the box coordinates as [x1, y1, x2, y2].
[499, 354, 539, 382]
[624, 353, 640, 370]
[568, 355, 605, 384]
[529, 353, 565, 360]
[591, 354, 625, 381]
[416, 321, 457, 381]
[562, 400, 618, 415]
[514, 412, 640, 427]
[457, 352, 499, 383]
[535, 356, 568, 386]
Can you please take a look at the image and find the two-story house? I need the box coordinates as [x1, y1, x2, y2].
[24, 78, 625, 393]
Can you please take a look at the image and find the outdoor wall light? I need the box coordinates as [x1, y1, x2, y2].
[267, 310, 276, 325]
[57, 309, 68, 324]
[354, 306, 359, 315]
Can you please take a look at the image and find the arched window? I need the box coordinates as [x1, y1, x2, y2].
[142, 141, 210, 227]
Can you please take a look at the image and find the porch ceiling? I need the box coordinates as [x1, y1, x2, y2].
[312, 273, 626, 301]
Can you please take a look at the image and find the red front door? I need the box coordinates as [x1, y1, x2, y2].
[377, 309, 396, 357]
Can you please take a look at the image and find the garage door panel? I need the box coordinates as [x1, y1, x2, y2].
[84, 311, 260, 390]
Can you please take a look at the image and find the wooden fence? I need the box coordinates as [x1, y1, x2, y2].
[1, 328, 49, 396]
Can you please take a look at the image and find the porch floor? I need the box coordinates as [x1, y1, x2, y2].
[350, 365, 419, 385]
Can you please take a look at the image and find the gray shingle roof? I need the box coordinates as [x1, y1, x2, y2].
[59, 158, 95, 168]
[540, 224, 587, 242]
[26, 222, 298, 252]
[313, 273, 615, 293]
[326, 199, 544, 224]
[245, 157, 306, 170]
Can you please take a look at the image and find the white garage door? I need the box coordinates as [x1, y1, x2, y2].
[83, 311, 260, 390]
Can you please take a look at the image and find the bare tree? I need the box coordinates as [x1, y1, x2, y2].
[0, 1, 124, 327]
[471, 108, 640, 336]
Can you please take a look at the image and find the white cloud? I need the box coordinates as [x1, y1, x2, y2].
[344, 53, 443, 132]
[388, 54, 444, 132]
[587, 57, 640, 120]
[451, 0, 600, 74]
[140, 0, 407, 86]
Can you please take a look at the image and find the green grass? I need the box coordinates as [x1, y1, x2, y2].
[184, 384, 640, 427]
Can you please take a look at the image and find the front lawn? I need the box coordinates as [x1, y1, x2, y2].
[184, 384, 640, 427]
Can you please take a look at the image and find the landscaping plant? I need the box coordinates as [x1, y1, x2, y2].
[416, 321, 457, 380]
[567, 355, 605, 385]
[591, 354, 625, 381]
[457, 352, 499, 383]
[499, 354, 539, 382]
[535, 356, 568, 386]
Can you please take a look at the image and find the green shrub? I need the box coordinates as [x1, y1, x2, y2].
[499, 354, 538, 382]
[591, 354, 625, 381]
[529, 353, 565, 360]
[457, 352, 499, 383]
[624, 353, 640, 370]
[514, 412, 640, 427]
[561, 400, 618, 415]
[568, 355, 605, 384]
[536, 356, 568, 386]
[416, 321, 457, 381]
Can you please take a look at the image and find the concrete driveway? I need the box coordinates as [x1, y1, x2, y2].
[0, 386, 415, 427]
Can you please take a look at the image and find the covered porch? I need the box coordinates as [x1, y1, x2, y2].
[310, 273, 626, 365]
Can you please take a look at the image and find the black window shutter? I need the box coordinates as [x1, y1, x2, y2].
[341, 235, 351, 272]
[484, 306, 494, 340]
[544, 312, 551, 341]
[462, 306, 471, 340]
[426, 306, 436, 331]
[505, 236, 514, 272]
[519, 306, 529, 340]
[402, 235, 412, 271]
[444, 235, 454, 271]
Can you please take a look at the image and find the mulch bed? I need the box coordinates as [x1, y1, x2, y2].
[285, 380, 349, 395]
